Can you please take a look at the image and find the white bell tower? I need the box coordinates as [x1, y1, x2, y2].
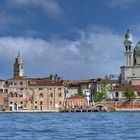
[124, 29, 133, 66]
[13, 52, 24, 77]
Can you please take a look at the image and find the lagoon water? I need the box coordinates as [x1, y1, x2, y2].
[0, 112, 140, 140]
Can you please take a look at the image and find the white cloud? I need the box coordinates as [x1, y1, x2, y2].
[9, 0, 64, 19]
[106, 0, 136, 9]
[0, 25, 125, 79]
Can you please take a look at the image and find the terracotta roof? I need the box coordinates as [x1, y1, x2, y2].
[63, 80, 90, 86]
[8, 76, 27, 80]
[68, 95, 86, 99]
[95, 79, 119, 84]
[29, 79, 63, 86]
[113, 85, 140, 91]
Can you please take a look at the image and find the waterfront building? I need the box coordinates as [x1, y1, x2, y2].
[63, 80, 92, 104]
[111, 29, 140, 100]
[90, 78, 119, 100]
[111, 85, 140, 101]
[63, 80, 91, 97]
[0, 54, 65, 112]
[121, 30, 140, 85]
[66, 95, 87, 108]
[6, 77, 65, 111]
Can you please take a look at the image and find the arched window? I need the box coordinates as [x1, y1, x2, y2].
[126, 46, 128, 51]
[39, 93, 43, 98]
[10, 92, 13, 97]
[50, 93, 53, 97]
[115, 92, 119, 97]
[14, 92, 18, 98]
[135, 59, 136, 65]
[59, 101, 62, 105]
[19, 93, 23, 98]
[59, 92, 62, 97]
[129, 45, 131, 51]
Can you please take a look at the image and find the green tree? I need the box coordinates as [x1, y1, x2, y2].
[78, 84, 85, 96]
[92, 83, 110, 102]
[124, 89, 136, 102]
[93, 92, 104, 102]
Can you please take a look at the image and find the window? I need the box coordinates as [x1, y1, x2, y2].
[14, 92, 18, 98]
[39, 93, 43, 98]
[115, 92, 119, 97]
[137, 91, 140, 96]
[58, 92, 62, 97]
[10, 92, 13, 97]
[20, 101, 23, 104]
[129, 45, 131, 51]
[35, 106, 37, 109]
[59, 101, 62, 105]
[20, 82, 23, 85]
[4, 89, 8, 92]
[0, 89, 3, 92]
[20, 88, 24, 90]
[40, 101, 43, 105]
[50, 88, 52, 90]
[58, 88, 61, 90]
[19, 93, 23, 98]
[50, 93, 53, 97]
[50, 101, 52, 105]
[10, 102, 13, 104]
[126, 45, 128, 51]
[14, 82, 17, 85]
[39, 88, 43, 90]
[35, 101, 37, 104]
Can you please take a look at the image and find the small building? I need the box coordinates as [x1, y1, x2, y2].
[63, 80, 91, 98]
[66, 95, 87, 108]
[111, 85, 140, 101]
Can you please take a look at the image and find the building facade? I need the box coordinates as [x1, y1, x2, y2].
[0, 54, 65, 112]
[121, 30, 140, 85]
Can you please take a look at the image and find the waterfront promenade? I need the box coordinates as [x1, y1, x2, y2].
[2, 101, 140, 113]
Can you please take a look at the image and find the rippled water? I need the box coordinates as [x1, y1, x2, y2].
[0, 112, 140, 140]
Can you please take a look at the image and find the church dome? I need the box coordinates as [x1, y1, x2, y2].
[125, 29, 133, 42]
[134, 41, 140, 56]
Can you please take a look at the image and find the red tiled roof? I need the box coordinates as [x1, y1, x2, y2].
[29, 79, 63, 86]
[68, 95, 86, 99]
[95, 78, 119, 84]
[113, 85, 140, 91]
[62, 80, 90, 86]
[8, 76, 27, 80]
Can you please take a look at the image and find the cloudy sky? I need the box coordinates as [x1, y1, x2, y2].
[0, 0, 140, 80]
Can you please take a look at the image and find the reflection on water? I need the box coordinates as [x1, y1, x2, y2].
[0, 112, 139, 140]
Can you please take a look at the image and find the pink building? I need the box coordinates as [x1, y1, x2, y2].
[6, 77, 65, 111]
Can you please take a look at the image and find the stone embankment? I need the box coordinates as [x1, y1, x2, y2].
[97, 102, 140, 112]
[60, 102, 140, 112]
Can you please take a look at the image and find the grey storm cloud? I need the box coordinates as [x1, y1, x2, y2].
[0, 25, 124, 79]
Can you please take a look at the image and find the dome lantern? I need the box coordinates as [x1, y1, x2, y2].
[125, 29, 133, 42]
